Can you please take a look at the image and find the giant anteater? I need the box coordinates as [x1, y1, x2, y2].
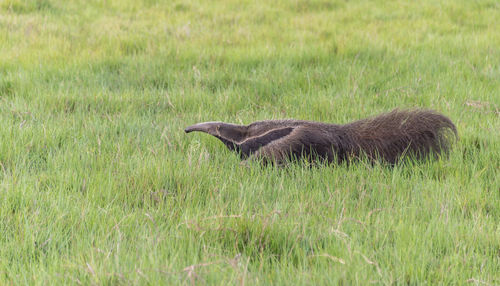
[185, 109, 457, 165]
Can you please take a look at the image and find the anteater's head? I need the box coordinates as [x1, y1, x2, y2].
[184, 122, 247, 143]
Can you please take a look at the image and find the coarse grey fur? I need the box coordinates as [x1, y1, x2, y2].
[184, 109, 458, 165]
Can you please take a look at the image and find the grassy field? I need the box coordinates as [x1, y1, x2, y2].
[1, 0, 499, 284]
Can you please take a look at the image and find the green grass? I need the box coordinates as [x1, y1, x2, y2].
[0, 0, 499, 284]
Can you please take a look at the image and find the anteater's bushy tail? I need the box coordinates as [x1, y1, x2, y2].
[343, 109, 458, 163]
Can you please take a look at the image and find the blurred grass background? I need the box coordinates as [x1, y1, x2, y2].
[0, 0, 499, 284]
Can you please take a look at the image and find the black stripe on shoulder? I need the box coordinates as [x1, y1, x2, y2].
[214, 135, 240, 152]
[239, 127, 294, 157]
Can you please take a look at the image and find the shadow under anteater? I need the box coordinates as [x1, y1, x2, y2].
[185, 109, 458, 165]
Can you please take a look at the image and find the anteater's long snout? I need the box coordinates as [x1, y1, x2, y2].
[184, 121, 247, 146]
[184, 122, 224, 134]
